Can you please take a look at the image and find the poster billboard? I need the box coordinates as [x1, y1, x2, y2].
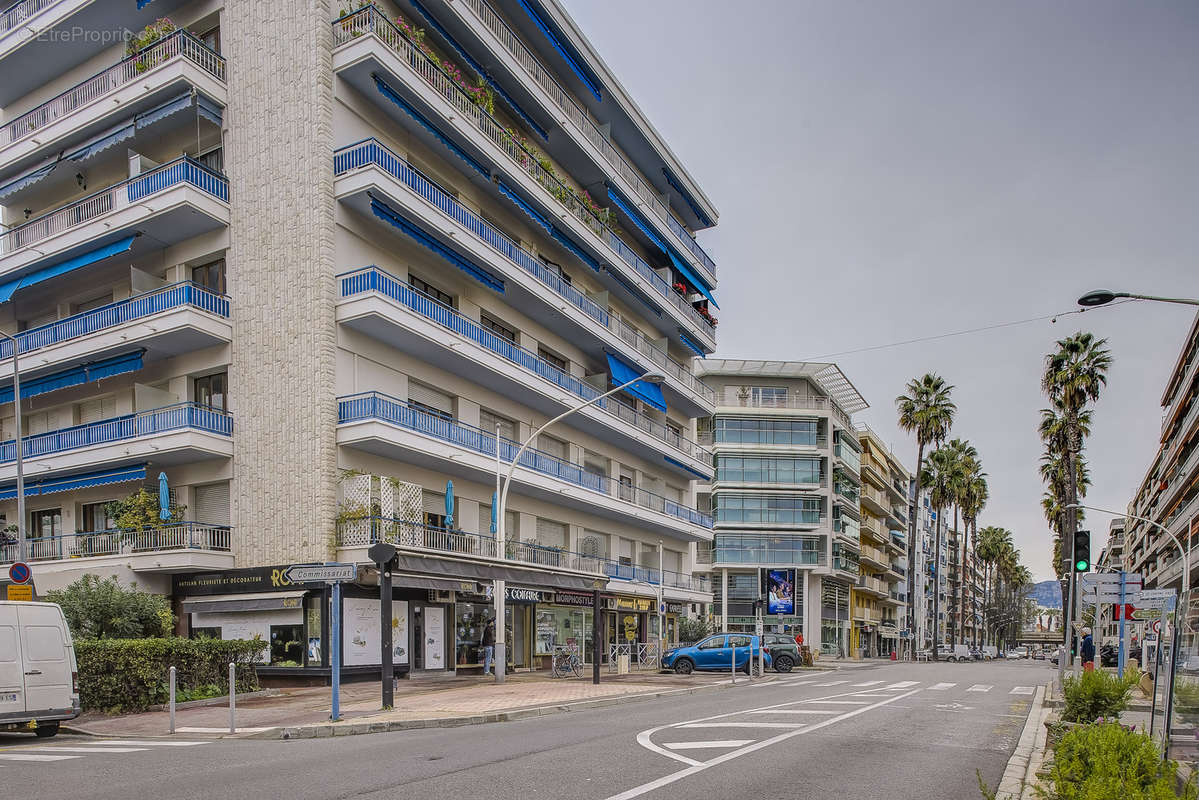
[767, 569, 795, 615]
[343, 597, 409, 666]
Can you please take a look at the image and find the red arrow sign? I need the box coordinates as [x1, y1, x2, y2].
[1113, 604, 1136, 620]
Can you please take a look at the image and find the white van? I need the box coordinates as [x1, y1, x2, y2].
[0, 601, 81, 737]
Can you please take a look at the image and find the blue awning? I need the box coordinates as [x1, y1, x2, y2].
[676, 329, 708, 357]
[369, 197, 504, 293]
[662, 166, 713, 228]
[0, 351, 144, 403]
[409, 0, 549, 141]
[601, 265, 662, 317]
[0, 235, 136, 303]
[606, 352, 667, 412]
[372, 74, 489, 178]
[0, 160, 58, 200]
[66, 122, 135, 162]
[665, 247, 718, 309]
[663, 454, 711, 480]
[196, 94, 223, 126]
[0, 463, 147, 501]
[496, 180, 553, 237]
[514, 0, 604, 102]
[136, 91, 194, 129]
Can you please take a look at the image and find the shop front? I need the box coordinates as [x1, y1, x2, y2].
[454, 586, 550, 673]
[609, 595, 654, 649]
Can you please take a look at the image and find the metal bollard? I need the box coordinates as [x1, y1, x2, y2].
[228, 662, 235, 734]
[168, 666, 176, 735]
[730, 643, 736, 685]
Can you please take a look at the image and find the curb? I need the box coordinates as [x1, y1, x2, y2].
[147, 689, 281, 712]
[256, 675, 784, 741]
[995, 683, 1048, 799]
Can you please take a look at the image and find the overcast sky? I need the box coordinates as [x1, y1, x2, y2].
[564, 0, 1199, 581]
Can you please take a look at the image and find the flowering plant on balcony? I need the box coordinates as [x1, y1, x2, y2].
[672, 282, 687, 295]
[503, 128, 615, 230]
[391, 13, 495, 115]
[126, 18, 178, 62]
[694, 304, 718, 327]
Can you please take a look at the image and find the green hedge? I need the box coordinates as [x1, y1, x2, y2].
[75, 638, 266, 713]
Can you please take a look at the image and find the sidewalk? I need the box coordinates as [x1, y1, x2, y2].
[65, 669, 795, 740]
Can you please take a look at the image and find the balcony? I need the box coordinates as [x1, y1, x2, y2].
[856, 574, 888, 597]
[338, 517, 709, 595]
[0, 282, 230, 386]
[0, 157, 228, 278]
[336, 392, 712, 541]
[0, 522, 233, 574]
[337, 268, 712, 479]
[332, 140, 714, 413]
[329, 12, 716, 348]
[444, 0, 718, 282]
[0, 402, 232, 481]
[708, 533, 826, 567]
[0, 0, 192, 105]
[0, 30, 224, 177]
[860, 484, 891, 517]
[859, 544, 888, 569]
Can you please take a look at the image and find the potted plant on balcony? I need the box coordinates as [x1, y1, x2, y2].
[126, 18, 179, 73]
[104, 488, 185, 553]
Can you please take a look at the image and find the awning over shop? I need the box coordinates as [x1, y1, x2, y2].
[182, 590, 308, 614]
[393, 553, 599, 592]
[606, 352, 667, 412]
[394, 574, 480, 593]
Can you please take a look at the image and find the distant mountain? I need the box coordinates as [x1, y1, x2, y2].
[1029, 580, 1062, 609]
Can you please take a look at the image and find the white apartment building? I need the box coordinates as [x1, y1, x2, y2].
[0, 0, 721, 676]
[693, 360, 868, 657]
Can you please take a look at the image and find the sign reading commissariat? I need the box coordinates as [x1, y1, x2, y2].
[282, 563, 357, 584]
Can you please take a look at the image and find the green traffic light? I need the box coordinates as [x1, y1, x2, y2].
[1075, 560, 1089, 571]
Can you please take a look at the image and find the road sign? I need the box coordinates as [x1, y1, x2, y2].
[8, 562, 31, 585]
[1080, 573, 1142, 589]
[1138, 596, 1170, 610]
[1084, 591, 1141, 604]
[6, 584, 32, 601]
[1133, 608, 1166, 621]
[1152, 620, 1162, 634]
[1139, 589, 1177, 600]
[283, 563, 356, 583]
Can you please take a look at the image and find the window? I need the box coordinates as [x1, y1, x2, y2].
[715, 417, 822, 446]
[76, 294, 111, 313]
[713, 494, 822, 525]
[269, 624, 304, 666]
[198, 25, 220, 53]
[480, 312, 517, 344]
[194, 372, 228, 411]
[750, 387, 788, 406]
[196, 147, 223, 173]
[408, 383, 453, 421]
[715, 455, 823, 485]
[31, 509, 61, 539]
[479, 409, 516, 441]
[697, 636, 725, 650]
[77, 396, 116, 425]
[537, 434, 567, 461]
[192, 259, 226, 294]
[190, 626, 221, 640]
[729, 635, 751, 648]
[538, 255, 571, 285]
[409, 274, 454, 308]
[81, 502, 114, 532]
[538, 347, 567, 372]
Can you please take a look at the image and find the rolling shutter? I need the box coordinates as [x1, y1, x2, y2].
[408, 382, 453, 417]
[193, 483, 230, 526]
[535, 518, 567, 549]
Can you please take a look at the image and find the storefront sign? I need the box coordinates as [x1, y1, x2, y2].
[616, 596, 654, 612]
[175, 566, 313, 596]
[459, 587, 550, 605]
[554, 592, 595, 607]
[665, 602, 684, 615]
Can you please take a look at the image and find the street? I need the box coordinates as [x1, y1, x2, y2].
[0, 660, 1049, 800]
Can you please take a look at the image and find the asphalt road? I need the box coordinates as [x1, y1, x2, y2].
[1, 659, 1052, 800]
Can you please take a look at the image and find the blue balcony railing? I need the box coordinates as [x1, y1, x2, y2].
[0, 281, 228, 360]
[1, 156, 228, 255]
[0, 522, 232, 564]
[0, 402, 232, 463]
[339, 267, 711, 466]
[338, 391, 712, 529]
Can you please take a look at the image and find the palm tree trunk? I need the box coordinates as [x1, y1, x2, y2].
[908, 439, 925, 653]
[954, 504, 963, 646]
[969, 520, 978, 648]
[932, 506, 943, 659]
[1062, 413, 1081, 647]
[982, 561, 990, 647]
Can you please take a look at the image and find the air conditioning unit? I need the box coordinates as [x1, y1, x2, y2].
[430, 589, 453, 603]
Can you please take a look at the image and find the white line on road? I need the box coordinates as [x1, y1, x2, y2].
[90, 740, 211, 747]
[853, 680, 884, 687]
[1010, 686, 1035, 695]
[928, 682, 957, 690]
[618, 688, 923, 799]
[781, 679, 816, 686]
[883, 681, 920, 689]
[680, 722, 804, 729]
[966, 685, 994, 693]
[17, 746, 148, 754]
[0, 753, 80, 762]
[662, 740, 755, 751]
[747, 709, 837, 715]
[815, 680, 848, 686]
[176, 727, 274, 734]
[804, 699, 870, 705]
[850, 694, 899, 700]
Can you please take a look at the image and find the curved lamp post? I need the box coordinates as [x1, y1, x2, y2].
[0, 331, 25, 564]
[1069, 503, 1189, 595]
[492, 371, 666, 684]
[1077, 289, 1199, 309]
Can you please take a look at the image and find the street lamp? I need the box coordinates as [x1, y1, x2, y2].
[1076, 289, 1199, 309]
[0, 331, 26, 564]
[492, 371, 666, 684]
[1069, 503, 1189, 595]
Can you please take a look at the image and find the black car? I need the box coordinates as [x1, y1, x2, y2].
[1100, 643, 1118, 667]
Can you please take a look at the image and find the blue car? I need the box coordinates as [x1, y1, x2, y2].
[662, 633, 771, 675]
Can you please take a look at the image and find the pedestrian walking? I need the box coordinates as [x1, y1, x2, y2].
[1080, 627, 1095, 671]
[482, 618, 496, 675]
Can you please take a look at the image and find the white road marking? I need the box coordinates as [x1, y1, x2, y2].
[90, 739, 211, 747]
[0, 753, 80, 762]
[175, 727, 274, 734]
[781, 679, 816, 686]
[966, 684, 993, 693]
[18, 746, 148, 754]
[619, 688, 922, 799]
[680, 722, 804, 729]
[748, 709, 837, 715]
[1010, 686, 1035, 695]
[662, 740, 755, 751]
[928, 682, 957, 690]
[883, 681, 920, 689]
[815, 680, 848, 686]
[850, 693, 898, 699]
[853, 680, 884, 687]
[804, 699, 870, 705]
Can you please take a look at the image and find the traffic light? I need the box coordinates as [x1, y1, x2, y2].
[1072, 529, 1091, 573]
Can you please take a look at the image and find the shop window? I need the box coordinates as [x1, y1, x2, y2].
[306, 598, 323, 666]
[269, 624, 304, 666]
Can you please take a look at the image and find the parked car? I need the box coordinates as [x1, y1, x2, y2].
[759, 634, 799, 672]
[938, 644, 974, 662]
[1100, 643, 1118, 667]
[970, 647, 991, 661]
[0, 601, 80, 738]
[662, 634, 771, 675]
[1006, 647, 1029, 660]
[1031, 649, 1047, 660]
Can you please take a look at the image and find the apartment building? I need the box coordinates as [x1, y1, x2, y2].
[693, 360, 868, 657]
[0, 0, 721, 676]
[946, 524, 982, 646]
[852, 424, 909, 658]
[1126, 313, 1199, 593]
[1097, 517, 1127, 642]
[913, 495, 948, 649]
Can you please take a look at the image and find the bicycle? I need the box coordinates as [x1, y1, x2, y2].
[551, 645, 582, 678]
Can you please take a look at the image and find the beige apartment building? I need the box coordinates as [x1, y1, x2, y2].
[0, 0, 721, 676]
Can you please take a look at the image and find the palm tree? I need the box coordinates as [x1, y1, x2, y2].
[976, 526, 1011, 646]
[921, 445, 962, 658]
[1041, 333, 1111, 638]
[961, 465, 988, 648]
[896, 374, 956, 651]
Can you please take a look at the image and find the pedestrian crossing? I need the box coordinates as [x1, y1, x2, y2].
[767, 677, 1038, 696]
[0, 738, 209, 764]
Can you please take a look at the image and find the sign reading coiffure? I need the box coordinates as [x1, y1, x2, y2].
[174, 566, 313, 596]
